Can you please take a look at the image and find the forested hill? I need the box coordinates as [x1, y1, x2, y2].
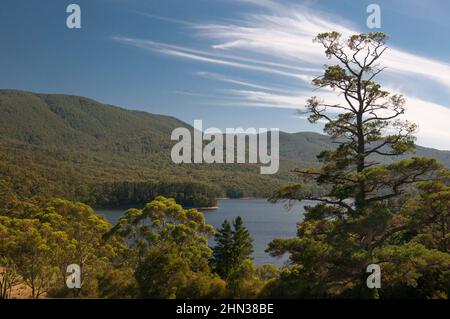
[1, 89, 449, 207]
[0, 89, 186, 150]
[0, 89, 294, 207]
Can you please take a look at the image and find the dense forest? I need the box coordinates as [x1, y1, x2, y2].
[1, 32, 449, 299]
[0, 89, 448, 209]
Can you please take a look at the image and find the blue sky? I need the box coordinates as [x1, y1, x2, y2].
[1, 0, 449, 149]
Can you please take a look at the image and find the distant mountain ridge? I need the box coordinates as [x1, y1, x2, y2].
[0, 89, 449, 203]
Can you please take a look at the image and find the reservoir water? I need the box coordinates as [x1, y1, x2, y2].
[96, 198, 309, 265]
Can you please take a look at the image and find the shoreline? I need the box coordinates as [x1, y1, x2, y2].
[198, 206, 219, 211]
[95, 198, 268, 213]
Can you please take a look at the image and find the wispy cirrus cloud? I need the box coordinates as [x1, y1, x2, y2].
[195, 71, 298, 94]
[194, 4, 450, 92]
[114, 0, 450, 149]
[112, 36, 316, 82]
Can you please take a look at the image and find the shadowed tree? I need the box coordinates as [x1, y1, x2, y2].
[212, 216, 253, 279]
[232, 216, 254, 264]
[212, 220, 234, 278]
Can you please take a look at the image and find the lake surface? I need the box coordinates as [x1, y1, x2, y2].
[96, 199, 309, 265]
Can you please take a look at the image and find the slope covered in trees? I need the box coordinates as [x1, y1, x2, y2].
[0, 89, 449, 208]
[0, 90, 292, 207]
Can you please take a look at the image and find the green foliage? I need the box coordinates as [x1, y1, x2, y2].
[41, 199, 116, 297]
[212, 216, 254, 279]
[212, 220, 234, 278]
[0, 196, 229, 299]
[96, 267, 138, 299]
[268, 32, 450, 299]
[0, 217, 63, 298]
[226, 259, 263, 298]
[232, 217, 254, 265]
[210, 217, 276, 298]
[107, 196, 222, 298]
[89, 180, 219, 208]
[0, 198, 127, 298]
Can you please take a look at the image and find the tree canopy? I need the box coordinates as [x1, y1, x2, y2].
[267, 32, 450, 298]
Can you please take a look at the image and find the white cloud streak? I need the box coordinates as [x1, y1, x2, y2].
[195, 6, 450, 92]
[117, 1, 450, 149]
[112, 36, 316, 82]
[195, 71, 297, 93]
